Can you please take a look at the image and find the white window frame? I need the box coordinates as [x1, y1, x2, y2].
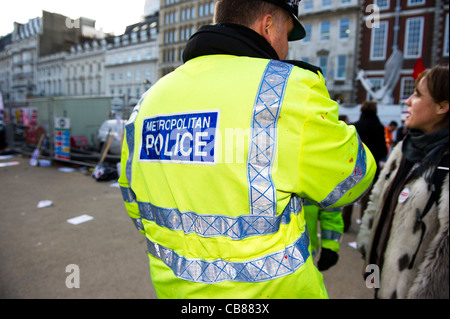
[444, 13, 449, 57]
[318, 55, 328, 79]
[302, 23, 312, 42]
[320, 21, 330, 41]
[400, 77, 415, 102]
[370, 20, 388, 61]
[375, 0, 390, 10]
[404, 17, 424, 58]
[339, 18, 350, 39]
[335, 55, 347, 80]
[407, 0, 425, 6]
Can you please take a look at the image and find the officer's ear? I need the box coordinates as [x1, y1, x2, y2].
[253, 14, 274, 45]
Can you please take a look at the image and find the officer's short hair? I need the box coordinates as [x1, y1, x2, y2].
[214, 0, 282, 27]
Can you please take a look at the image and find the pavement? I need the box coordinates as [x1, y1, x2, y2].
[0, 153, 374, 299]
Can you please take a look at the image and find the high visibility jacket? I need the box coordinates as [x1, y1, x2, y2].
[119, 56, 376, 299]
[303, 201, 344, 257]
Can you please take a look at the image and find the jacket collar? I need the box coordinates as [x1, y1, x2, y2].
[182, 23, 279, 63]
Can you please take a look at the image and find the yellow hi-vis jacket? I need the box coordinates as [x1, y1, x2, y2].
[119, 56, 376, 299]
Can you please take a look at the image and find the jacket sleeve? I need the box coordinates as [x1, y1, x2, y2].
[297, 76, 377, 209]
[318, 207, 344, 252]
[118, 126, 145, 236]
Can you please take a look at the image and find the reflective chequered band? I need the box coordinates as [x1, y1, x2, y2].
[125, 91, 150, 185]
[121, 185, 302, 239]
[321, 229, 343, 243]
[146, 227, 310, 284]
[318, 133, 368, 209]
[121, 186, 137, 204]
[136, 195, 301, 240]
[247, 60, 293, 216]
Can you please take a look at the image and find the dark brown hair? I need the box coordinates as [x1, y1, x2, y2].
[360, 100, 378, 114]
[417, 64, 449, 104]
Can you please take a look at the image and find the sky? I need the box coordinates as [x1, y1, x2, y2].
[0, 0, 148, 37]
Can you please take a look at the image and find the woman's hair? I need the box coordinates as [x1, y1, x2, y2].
[416, 64, 449, 105]
[214, 0, 282, 27]
[360, 100, 378, 114]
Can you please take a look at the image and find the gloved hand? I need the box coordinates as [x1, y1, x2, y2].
[317, 248, 339, 271]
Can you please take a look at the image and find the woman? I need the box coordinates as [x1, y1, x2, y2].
[357, 64, 449, 299]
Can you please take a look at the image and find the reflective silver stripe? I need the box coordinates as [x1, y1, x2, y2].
[321, 229, 342, 243]
[247, 60, 293, 216]
[318, 133, 367, 208]
[132, 218, 145, 232]
[120, 186, 137, 203]
[125, 91, 150, 185]
[146, 227, 310, 284]
[137, 195, 301, 240]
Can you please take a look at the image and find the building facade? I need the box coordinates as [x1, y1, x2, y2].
[1, 18, 42, 108]
[288, 0, 361, 104]
[357, 0, 449, 104]
[0, 11, 109, 109]
[105, 14, 159, 113]
[159, 0, 216, 77]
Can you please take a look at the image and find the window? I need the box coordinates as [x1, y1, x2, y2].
[400, 77, 415, 101]
[370, 20, 388, 60]
[304, 0, 313, 11]
[302, 24, 312, 42]
[375, 0, 389, 10]
[318, 56, 328, 79]
[322, 0, 331, 8]
[339, 19, 350, 39]
[444, 13, 449, 57]
[407, 0, 425, 6]
[320, 21, 330, 41]
[335, 55, 347, 80]
[404, 17, 423, 58]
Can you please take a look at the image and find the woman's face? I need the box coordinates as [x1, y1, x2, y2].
[404, 77, 444, 133]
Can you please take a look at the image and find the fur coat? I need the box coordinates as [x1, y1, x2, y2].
[357, 141, 449, 299]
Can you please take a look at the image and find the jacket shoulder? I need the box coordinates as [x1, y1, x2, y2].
[284, 60, 323, 76]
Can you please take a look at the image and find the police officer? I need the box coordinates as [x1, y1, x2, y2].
[119, 0, 376, 299]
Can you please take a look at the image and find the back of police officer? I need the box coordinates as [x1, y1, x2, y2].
[119, 0, 376, 299]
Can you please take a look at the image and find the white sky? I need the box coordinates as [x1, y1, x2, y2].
[0, 0, 147, 37]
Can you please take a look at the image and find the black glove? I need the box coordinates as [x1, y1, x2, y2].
[317, 248, 339, 271]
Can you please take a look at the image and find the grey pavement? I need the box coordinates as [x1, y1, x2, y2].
[0, 154, 374, 299]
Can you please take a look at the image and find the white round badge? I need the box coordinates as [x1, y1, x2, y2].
[398, 188, 410, 203]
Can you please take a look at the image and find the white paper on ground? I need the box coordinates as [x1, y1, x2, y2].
[0, 161, 20, 167]
[37, 200, 53, 208]
[348, 241, 358, 249]
[67, 214, 93, 225]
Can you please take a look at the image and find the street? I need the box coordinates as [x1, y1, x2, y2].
[0, 154, 373, 299]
